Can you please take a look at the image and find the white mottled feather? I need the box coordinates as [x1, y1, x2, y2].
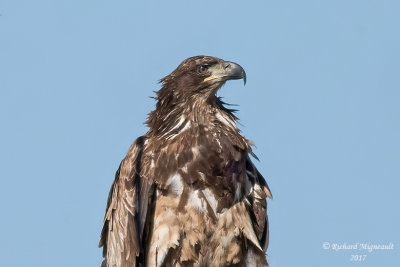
[166, 173, 183, 196]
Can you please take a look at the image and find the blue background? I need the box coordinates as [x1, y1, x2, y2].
[1, 1, 399, 266]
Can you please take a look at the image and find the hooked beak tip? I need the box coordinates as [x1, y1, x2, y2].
[222, 61, 246, 85]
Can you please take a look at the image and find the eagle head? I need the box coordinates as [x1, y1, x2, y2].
[158, 56, 246, 100]
[147, 56, 246, 137]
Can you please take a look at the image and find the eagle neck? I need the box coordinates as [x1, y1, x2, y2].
[146, 95, 239, 140]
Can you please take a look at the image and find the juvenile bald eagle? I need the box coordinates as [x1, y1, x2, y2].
[99, 56, 272, 267]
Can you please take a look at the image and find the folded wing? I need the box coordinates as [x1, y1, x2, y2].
[99, 136, 151, 267]
[246, 156, 272, 251]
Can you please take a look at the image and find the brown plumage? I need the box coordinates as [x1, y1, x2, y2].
[99, 56, 272, 267]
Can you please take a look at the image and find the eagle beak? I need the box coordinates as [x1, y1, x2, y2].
[205, 61, 247, 85]
[222, 61, 247, 85]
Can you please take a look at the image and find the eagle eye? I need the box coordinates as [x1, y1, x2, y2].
[197, 64, 209, 74]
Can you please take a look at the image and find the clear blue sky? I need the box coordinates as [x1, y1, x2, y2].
[1, 1, 399, 266]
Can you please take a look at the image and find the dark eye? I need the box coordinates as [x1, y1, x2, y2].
[197, 64, 209, 73]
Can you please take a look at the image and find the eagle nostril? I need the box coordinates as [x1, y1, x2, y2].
[223, 63, 231, 69]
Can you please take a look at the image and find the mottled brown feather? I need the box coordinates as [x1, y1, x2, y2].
[100, 56, 271, 267]
[100, 136, 154, 267]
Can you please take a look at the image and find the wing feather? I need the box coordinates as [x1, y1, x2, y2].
[99, 136, 147, 267]
[246, 156, 272, 251]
